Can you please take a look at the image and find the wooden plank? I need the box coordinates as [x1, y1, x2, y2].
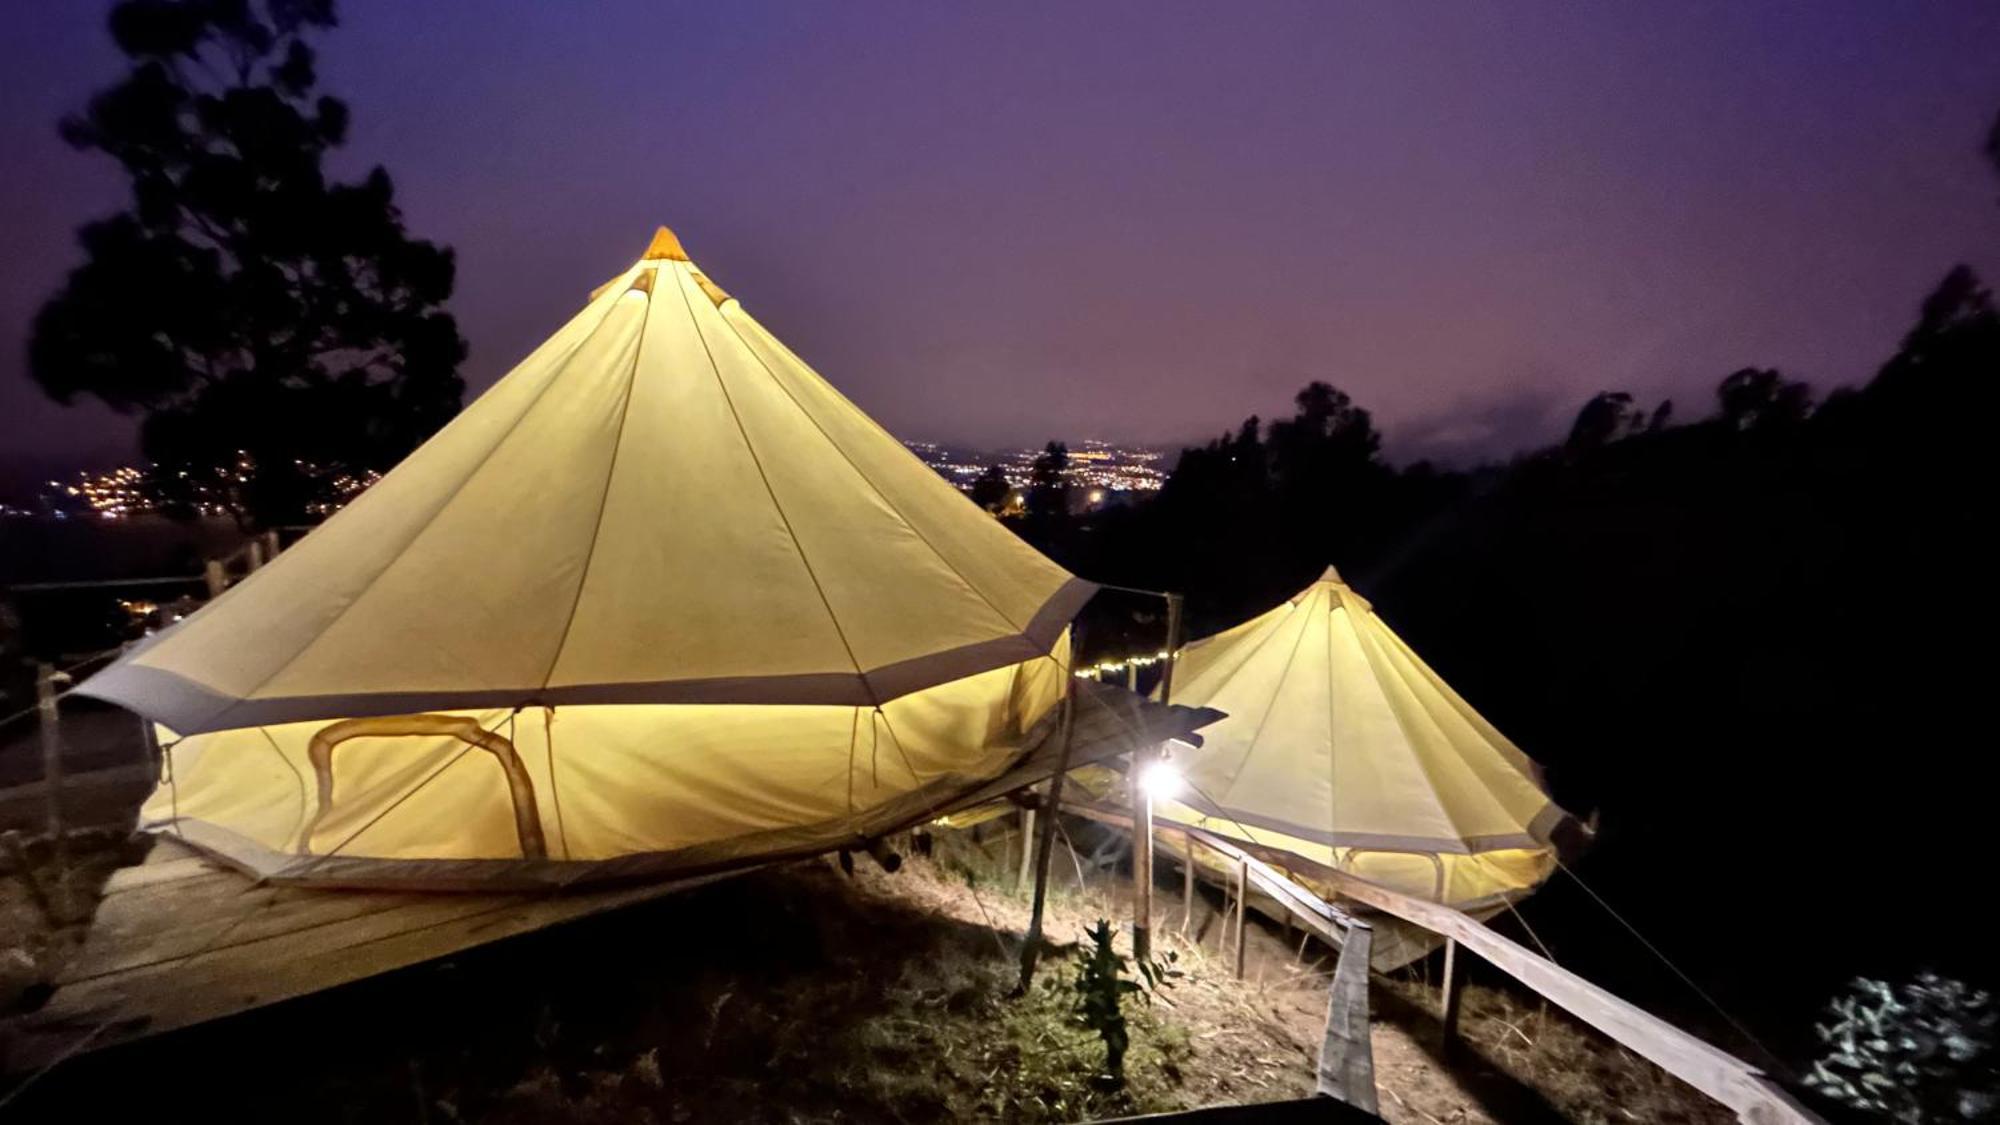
[99, 855, 217, 896]
[1061, 803, 1822, 1125]
[10, 869, 741, 1071]
[58, 882, 429, 986]
[1065, 802, 1353, 945]
[1092, 1095, 1381, 1123]
[1318, 921, 1377, 1113]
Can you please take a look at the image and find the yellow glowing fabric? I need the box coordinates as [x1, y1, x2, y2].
[1155, 568, 1563, 912]
[84, 227, 1088, 885]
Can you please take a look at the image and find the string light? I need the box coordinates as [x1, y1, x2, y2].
[1073, 650, 1177, 680]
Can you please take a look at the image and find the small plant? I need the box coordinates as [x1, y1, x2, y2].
[1805, 972, 1997, 1123]
[1066, 919, 1179, 1085]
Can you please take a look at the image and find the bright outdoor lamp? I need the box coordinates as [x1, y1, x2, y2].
[1137, 757, 1183, 801]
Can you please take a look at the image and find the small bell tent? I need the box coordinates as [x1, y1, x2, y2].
[1154, 568, 1568, 937]
[81, 227, 1095, 887]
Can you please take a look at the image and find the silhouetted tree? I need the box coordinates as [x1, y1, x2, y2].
[968, 463, 1011, 513]
[1714, 368, 1813, 432]
[1565, 391, 1644, 453]
[29, 0, 465, 527]
[1026, 441, 1070, 525]
[1986, 107, 2000, 192]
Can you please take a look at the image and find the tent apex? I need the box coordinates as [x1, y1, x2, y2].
[1318, 565, 1345, 585]
[642, 225, 690, 262]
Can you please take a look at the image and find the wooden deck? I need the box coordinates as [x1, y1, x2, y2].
[2, 836, 741, 1072]
[2, 682, 1220, 1076]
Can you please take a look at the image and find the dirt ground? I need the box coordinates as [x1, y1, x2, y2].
[0, 819, 1733, 1123]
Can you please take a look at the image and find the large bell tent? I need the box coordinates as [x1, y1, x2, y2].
[80, 227, 1095, 887]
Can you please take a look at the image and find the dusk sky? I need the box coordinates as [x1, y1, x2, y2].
[2, 1, 1996, 482]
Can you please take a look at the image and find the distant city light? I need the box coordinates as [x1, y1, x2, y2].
[901, 437, 1167, 498]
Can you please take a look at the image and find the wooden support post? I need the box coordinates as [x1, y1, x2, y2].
[1017, 806, 1036, 890]
[35, 664, 69, 917]
[1232, 854, 1248, 979]
[244, 539, 265, 572]
[1181, 830, 1196, 934]
[863, 837, 902, 873]
[1129, 592, 1182, 963]
[1440, 936, 1466, 1052]
[262, 529, 281, 561]
[1130, 753, 1154, 962]
[1318, 921, 1377, 1113]
[1017, 637, 1081, 993]
[203, 559, 228, 599]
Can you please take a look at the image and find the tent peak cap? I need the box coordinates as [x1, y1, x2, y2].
[641, 225, 690, 262]
[1316, 565, 1346, 585]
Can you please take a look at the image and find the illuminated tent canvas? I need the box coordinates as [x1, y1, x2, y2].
[1153, 568, 1568, 960]
[80, 227, 1094, 887]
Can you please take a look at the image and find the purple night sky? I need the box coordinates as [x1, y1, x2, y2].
[2, 2, 1995, 484]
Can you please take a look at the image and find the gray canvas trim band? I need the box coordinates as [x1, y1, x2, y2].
[80, 576, 1098, 735]
[1162, 790, 1556, 856]
[139, 680, 1218, 891]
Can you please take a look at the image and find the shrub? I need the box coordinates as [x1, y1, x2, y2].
[1805, 973, 1997, 1122]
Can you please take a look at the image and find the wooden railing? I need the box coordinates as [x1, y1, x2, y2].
[1060, 800, 1823, 1125]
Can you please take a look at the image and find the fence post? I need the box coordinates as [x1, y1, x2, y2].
[203, 559, 228, 599]
[1130, 752, 1154, 961]
[1440, 937, 1466, 1052]
[262, 529, 281, 561]
[1181, 830, 1196, 934]
[35, 664, 69, 903]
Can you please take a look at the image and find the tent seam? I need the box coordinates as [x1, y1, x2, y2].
[194, 290, 635, 732]
[717, 311, 1034, 637]
[673, 267, 878, 701]
[1221, 585, 1318, 807]
[538, 282, 655, 691]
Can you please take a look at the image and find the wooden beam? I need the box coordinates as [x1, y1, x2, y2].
[1130, 760, 1154, 961]
[1063, 802, 1354, 945]
[1208, 832, 1823, 1125]
[1231, 854, 1247, 979]
[1318, 921, 1377, 1114]
[34, 664, 68, 906]
[1017, 637, 1081, 992]
[1181, 830, 1196, 934]
[1060, 805, 1823, 1125]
